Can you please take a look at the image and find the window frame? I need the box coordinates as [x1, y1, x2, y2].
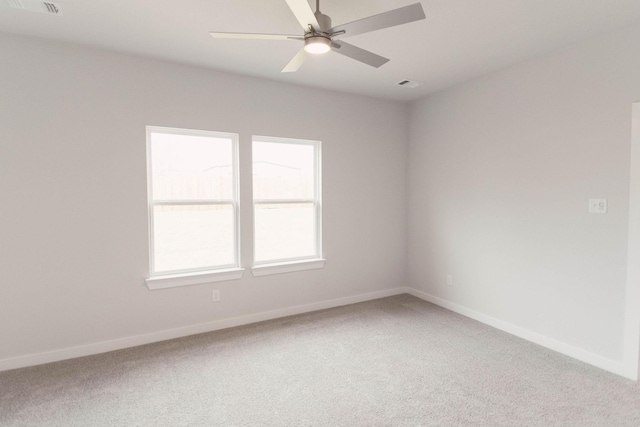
[251, 135, 325, 276]
[145, 126, 243, 289]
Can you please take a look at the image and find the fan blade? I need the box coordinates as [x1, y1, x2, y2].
[210, 32, 302, 41]
[331, 41, 389, 68]
[330, 3, 425, 39]
[285, 0, 320, 31]
[282, 47, 309, 73]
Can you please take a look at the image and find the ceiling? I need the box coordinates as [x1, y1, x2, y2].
[2, 0, 640, 102]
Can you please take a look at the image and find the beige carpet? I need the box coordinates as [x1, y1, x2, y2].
[1, 294, 640, 426]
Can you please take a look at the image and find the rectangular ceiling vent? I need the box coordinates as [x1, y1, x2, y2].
[6, 0, 63, 15]
[396, 79, 424, 89]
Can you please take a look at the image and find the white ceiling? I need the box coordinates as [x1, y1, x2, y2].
[2, 0, 640, 102]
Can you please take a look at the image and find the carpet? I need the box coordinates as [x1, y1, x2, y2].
[1, 294, 639, 426]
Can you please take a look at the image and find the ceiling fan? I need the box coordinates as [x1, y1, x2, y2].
[210, 0, 426, 72]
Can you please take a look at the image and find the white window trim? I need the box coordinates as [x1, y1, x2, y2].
[145, 126, 243, 290]
[251, 258, 326, 277]
[146, 268, 245, 290]
[252, 135, 324, 275]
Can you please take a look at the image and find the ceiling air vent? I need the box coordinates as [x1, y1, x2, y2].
[396, 79, 424, 89]
[6, 0, 63, 15]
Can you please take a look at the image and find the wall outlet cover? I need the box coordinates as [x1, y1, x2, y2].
[589, 199, 607, 214]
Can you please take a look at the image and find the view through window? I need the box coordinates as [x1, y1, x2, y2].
[146, 127, 239, 275]
[252, 136, 322, 264]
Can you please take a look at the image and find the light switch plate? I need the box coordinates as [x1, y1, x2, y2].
[589, 199, 607, 214]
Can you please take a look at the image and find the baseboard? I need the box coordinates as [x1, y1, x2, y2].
[5, 286, 624, 379]
[406, 287, 627, 379]
[0, 287, 408, 372]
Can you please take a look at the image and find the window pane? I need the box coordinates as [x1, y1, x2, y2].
[151, 132, 233, 200]
[254, 203, 316, 262]
[253, 141, 315, 200]
[153, 204, 234, 273]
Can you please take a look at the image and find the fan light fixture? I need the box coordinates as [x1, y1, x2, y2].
[304, 36, 331, 54]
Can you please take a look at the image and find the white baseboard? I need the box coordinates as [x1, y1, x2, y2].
[0, 287, 408, 372]
[406, 287, 627, 378]
[3, 287, 627, 380]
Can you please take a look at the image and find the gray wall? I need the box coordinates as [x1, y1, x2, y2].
[0, 35, 408, 362]
[408, 24, 640, 365]
[3, 22, 640, 374]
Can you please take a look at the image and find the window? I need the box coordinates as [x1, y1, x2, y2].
[252, 136, 324, 275]
[145, 126, 243, 289]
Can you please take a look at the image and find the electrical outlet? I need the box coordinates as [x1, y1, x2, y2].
[446, 275, 453, 286]
[212, 290, 220, 302]
[588, 198, 607, 214]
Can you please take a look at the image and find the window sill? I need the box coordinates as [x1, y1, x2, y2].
[251, 258, 326, 277]
[145, 268, 245, 290]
